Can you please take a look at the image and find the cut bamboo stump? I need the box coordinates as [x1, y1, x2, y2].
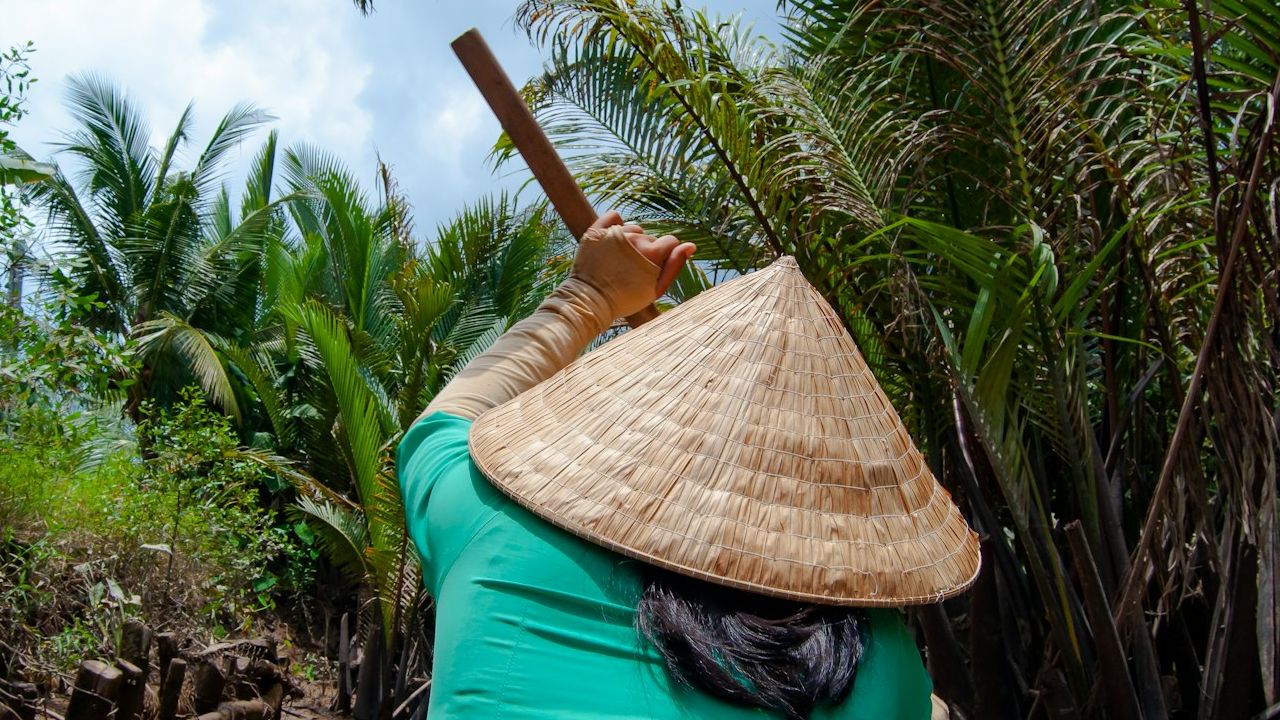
[120, 619, 153, 678]
[0, 681, 38, 720]
[115, 659, 146, 720]
[216, 699, 272, 720]
[157, 657, 187, 720]
[157, 633, 178, 690]
[17, 682, 38, 720]
[192, 659, 227, 713]
[221, 655, 239, 704]
[336, 612, 351, 712]
[65, 659, 122, 720]
[263, 682, 284, 720]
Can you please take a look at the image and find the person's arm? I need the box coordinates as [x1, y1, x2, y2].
[420, 211, 694, 422]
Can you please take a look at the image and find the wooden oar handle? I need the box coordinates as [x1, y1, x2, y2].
[450, 28, 659, 328]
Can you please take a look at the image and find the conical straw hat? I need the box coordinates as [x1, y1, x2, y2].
[469, 256, 980, 606]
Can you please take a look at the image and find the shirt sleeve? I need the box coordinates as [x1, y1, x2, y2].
[396, 411, 475, 595]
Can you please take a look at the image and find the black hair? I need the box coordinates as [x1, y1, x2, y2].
[635, 569, 866, 719]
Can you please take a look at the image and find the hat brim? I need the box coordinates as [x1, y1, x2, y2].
[469, 258, 981, 606]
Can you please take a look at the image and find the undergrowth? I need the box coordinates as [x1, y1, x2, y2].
[0, 390, 317, 684]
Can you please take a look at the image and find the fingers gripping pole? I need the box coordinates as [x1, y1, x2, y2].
[450, 28, 660, 327]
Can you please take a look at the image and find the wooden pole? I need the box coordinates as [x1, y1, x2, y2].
[115, 659, 146, 720]
[336, 612, 352, 712]
[192, 659, 227, 713]
[120, 619, 153, 678]
[158, 658, 187, 720]
[66, 660, 122, 720]
[451, 28, 660, 327]
[157, 632, 178, 691]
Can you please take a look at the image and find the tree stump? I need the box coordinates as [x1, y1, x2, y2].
[157, 657, 187, 720]
[115, 659, 146, 720]
[66, 659, 122, 720]
[120, 619, 153, 679]
[0, 681, 38, 720]
[336, 612, 352, 712]
[157, 633, 178, 690]
[216, 699, 271, 720]
[263, 682, 284, 720]
[192, 660, 227, 713]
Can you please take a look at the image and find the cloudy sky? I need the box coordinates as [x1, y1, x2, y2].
[4, 0, 779, 234]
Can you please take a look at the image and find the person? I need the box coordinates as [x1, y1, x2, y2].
[397, 211, 978, 719]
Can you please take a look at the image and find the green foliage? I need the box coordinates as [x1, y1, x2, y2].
[0, 43, 36, 148]
[2, 42, 42, 311]
[28, 76, 289, 421]
[27, 6, 1274, 714]
[0, 265, 137, 415]
[514, 0, 1280, 716]
[128, 389, 314, 619]
[14, 65, 572, 716]
[255, 156, 569, 704]
[0, 389, 316, 674]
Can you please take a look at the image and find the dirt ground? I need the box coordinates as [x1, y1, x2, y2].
[28, 677, 345, 720]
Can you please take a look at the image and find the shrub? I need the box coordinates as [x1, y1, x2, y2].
[0, 389, 316, 678]
[117, 389, 315, 628]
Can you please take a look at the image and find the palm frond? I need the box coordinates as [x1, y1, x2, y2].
[57, 74, 158, 231]
[191, 102, 273, 198]
[297, 300, 395, 512]
[291, 496, 370, 581]
[222, 343, 296, 448]
[133, 312, 241, 422]
[155, 102, 194, 189]
[241, 130, 279, 217]
[28, 169, 130, 332]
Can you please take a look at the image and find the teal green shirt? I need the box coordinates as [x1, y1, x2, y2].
[398, 412, 932, 719]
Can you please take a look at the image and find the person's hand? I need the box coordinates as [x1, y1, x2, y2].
[570, 210, 697, 319]
[594, 210, 696, 298]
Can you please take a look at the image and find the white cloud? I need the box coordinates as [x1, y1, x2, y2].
[415, 85, 493, 191]
[3, 0, 373, 180]
[2, 0, 780, 233]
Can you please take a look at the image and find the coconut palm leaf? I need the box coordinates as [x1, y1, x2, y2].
[516, 1, 794, 259]
[191, 103, 273, 198]
[28, 169, 130, 332]
[292, 495, 370, 582]
[134, 312, 241, 422]
[242, 130, 279, 217]
[154, 103, 193, 191]
[56, 74, 158, 235]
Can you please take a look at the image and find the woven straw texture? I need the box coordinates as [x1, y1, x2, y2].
[469, 256, 980, 606]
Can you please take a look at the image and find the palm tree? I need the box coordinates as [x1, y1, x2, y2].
[31, 76, 287, 424]
[510, 1, 1280, 717]
[229, 146, 571, 717]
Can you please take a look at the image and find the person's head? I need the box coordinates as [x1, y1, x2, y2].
[636, 569, 865, 719]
